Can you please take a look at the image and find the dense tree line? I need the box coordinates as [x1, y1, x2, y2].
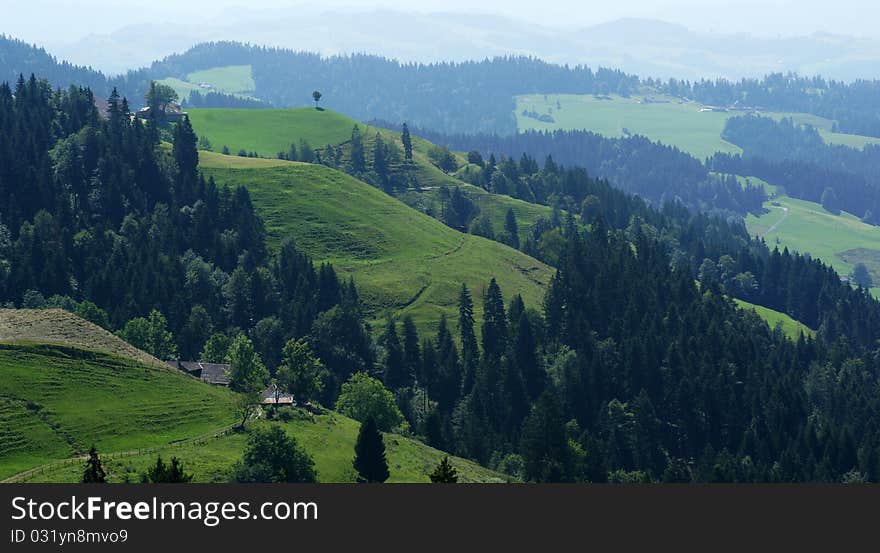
[7, 74, 880, 483]
[183, 90, 271, 109]
[655, 73, 880, 138]
[129, 42, 638, 135]
[0, 75, 366, 390]
[710, 115, 880, 222]
[383, 124, 766, 216]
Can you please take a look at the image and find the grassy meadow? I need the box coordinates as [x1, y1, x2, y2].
[734, 299, 815, 339]
[0, 343, 237, 479]
[199, 151, 553, 335]
[515, 93, 880, 159]
[188, 107, 362, 157]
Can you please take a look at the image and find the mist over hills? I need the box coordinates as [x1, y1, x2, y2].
[32, 13, 880, 81]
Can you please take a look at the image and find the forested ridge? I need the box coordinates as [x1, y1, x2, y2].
[4, 73, 880, 482]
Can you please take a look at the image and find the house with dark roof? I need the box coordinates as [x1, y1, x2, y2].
[137, 102, 187, 122]
[167, 360, 231, 386]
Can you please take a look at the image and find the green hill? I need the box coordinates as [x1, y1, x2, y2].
[0, 341, 237, 479]
[199, 152, 553, 333]
[187, 108, 554, 244]
[0, 334, 502, 483]
[745, 195, 880, 297]
[0, 309, 165, 368]
[188, 107, 360, 157]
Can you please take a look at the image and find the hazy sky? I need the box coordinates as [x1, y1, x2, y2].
[3, 0, 879, 45]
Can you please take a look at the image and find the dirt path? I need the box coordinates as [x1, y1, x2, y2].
[763, 206, 790, 236]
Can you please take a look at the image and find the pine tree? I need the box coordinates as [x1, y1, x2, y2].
[504, 208, 520, 249]
[429, 456, 459, 483]
[382, 315, 409, 389]
[401, 123, 413, 161]
[458, 284, 478, 393]
[402, 315, 421, 385]
[350, 125, 366, 173]
[82, 446, 106, 483]
[353, 417, 390, 483]
[481, 278, 507, 362]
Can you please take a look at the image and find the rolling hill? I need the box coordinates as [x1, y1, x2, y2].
[187, 107, 360, 156]
[187, 107, 554, 243]
[198, 151, 553, 333]
[0, 311, 504, 483]
[0, 309, 165, 368]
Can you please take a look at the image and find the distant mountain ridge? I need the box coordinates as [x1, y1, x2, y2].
[27, 13, 880, 81]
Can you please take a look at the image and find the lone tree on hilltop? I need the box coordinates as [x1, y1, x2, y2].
[353, 417, 390, 483]
[312, 90, 322, 108]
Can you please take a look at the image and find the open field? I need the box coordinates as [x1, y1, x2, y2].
[158, 65, 257, 101]
[199, 151, 553, 334]
[0, 342, 237, 479]
[187, 107, 360, 156]
[515, 94, 880, 159]
[745, 195, 880, 297]
[734, 299, 815, 339]
[187, 65, 255, 95]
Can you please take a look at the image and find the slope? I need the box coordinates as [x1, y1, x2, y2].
[0, 309, 165, 368]
[198, 152, 553, 333]
[187, 107, 360, 157]
[0, 341, 237, 479]
[0, 339, 504, 483]
[187, 107, 553, 244]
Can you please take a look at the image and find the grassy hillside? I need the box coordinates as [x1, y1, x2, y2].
[188, 107, 361, 157]
[515, 93, 880, 159]
[199, 151, 553, 333]
[15, 414, 506, 484]
[746, 195, 880, 296]
[734, 299, 815, 339]
[0, 339, 503, 483]
[0, 309, 165, 368]
[0, 342, 237, 479]
[186, 108, 553, 243]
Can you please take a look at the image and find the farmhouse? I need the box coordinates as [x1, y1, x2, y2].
[167, 360, 231, 386]
[136, 102, 188, 122]
[261, 383, 295, 406]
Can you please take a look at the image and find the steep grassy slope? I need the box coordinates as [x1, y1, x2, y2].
[0, 309, 165, 368]
[188, 107, 360, 156]
[0, 342, 237, 479]
[199, 152, 553, 333]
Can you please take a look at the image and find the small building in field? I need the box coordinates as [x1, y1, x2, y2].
[167, 360, 231, 386]
[261, 384, 295, 406]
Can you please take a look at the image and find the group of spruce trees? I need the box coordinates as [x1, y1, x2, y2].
[7, 75, 880, 482]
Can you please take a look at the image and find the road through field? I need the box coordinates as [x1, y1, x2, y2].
[763, 206, 790, 236]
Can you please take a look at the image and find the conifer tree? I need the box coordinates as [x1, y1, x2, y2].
[82, 446, 106, 483]
[350, 125, 366, 173]
[504, 208, 520, 249]
[353, 417, 390, 483]
[401, 123, 413, 161]
[458, 284, 478, 393]
[429, 456, 459, 483]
